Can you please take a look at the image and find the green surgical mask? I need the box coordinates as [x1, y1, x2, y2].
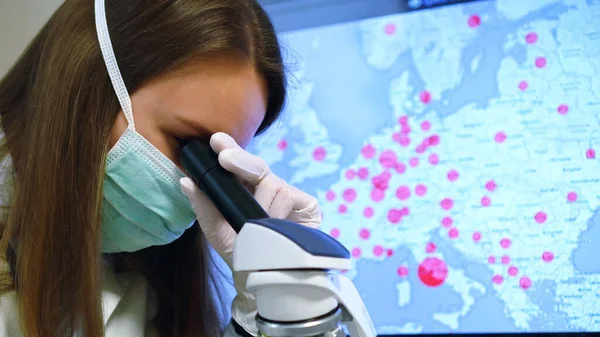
[101, 127, 197, 253]
[96, 0, 196, 253]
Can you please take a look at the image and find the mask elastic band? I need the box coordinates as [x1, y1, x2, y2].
[94, 0, 135, 130]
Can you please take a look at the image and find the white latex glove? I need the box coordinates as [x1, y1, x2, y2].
[179, 132, 322, 334]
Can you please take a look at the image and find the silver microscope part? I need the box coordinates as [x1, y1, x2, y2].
[256, 307, 346, 337]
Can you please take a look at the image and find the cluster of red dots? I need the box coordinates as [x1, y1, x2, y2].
[324, 110, 575, 289]
[269, 17, 588, 290]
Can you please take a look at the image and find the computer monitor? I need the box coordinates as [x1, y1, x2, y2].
[250, 0, 600, 334]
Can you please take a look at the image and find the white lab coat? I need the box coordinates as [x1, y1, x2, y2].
[0, 256, 245, 337]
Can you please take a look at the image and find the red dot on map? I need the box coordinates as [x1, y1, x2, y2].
[345, 169, 356, 180]
[448, 228, 460, 239]
[409, 157, 419, 167]
[525, 32, 538, 44]
[447, 170, 459, 182]
[495, 131, 507, 143]
[352, 247, 362, 258]
[420, 90, 432, 104]
[542, 251, 554, 262]
[373, 245, 384, 257]
[359, 228, 371, 240]
[278, 139, 287, 150]
[429, 135, 440, 146]
[398, 115, 408, 125]
[313, 146, 326, 161]
[488, 256, 496, 264]
[338, 204, 347, 214]
[379, 150, 397, 168]
[326, 190, 336, 201]
[415, 184, 428, 197]
[361, 143, 376, 159]
[400, 136, 411, 147]
[501, 255, 510, 264]
[442, 216, 453, 228]
[492, 275, 503, 285]
[395, 162, 407, 174]
[586, 148, 596, 159]
[416, 144, 427, 154]
[396, 186, 411, 201]
[375, 179, 388, 190]
[518, 80, 528, 91]
[472, 232, 482, 242]
[440, 198, 454, 211]
[400, 207, 410, 216]
[535, 57, 547, 68]
[508, 266, 518, 276]
[519, 276, 532, 289]
[343, 188, 357, 203]
[358, 167, 369, 180]
[397, 266, 409, 277]
[371, 188, 385, 202]
[481, 196, 491, 207]
[418, 257, 448, 287]
[426, 242, 437, 253]
[392, 132, 402, 143]
[468, 14, 481, 28]
[557, 104, 569, 115]
[387, 208, 402, 223]
[485, 180, 497, 192]
[421, 121, 432, 131]
[535, 211, 547, 224]
[384, 23, 396, 35]
[567, 191, 578, 202]
[330, 228, 340, 239]
[401, 124, 411, 134]
[386, 249, 394, 257]
[500, 238, 511, 248]
[381, 171, 391, 181]
[363, 206, 374, 218]
[429, 153, 440, 165]
[371, 176, 382, 189]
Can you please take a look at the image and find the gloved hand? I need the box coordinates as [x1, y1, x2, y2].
[179, 132, 322, 335]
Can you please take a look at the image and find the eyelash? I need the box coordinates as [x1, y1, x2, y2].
[172, 129, 211, 147]
[171, 132, 193, 147]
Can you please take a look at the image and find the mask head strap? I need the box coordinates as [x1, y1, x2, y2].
[94, 0, 135, 130]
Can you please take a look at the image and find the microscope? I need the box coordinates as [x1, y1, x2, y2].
[181, 141, 376, 337]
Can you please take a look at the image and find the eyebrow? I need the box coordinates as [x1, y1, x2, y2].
[174, 115, 212, 142]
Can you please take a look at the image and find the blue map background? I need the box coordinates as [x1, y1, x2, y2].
[248, 0, 600, 333]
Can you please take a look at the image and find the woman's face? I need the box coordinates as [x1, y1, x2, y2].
[109, 53, 268, 165]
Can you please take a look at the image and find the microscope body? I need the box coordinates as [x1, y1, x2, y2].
[234, 219, 376, 337]
[179, 140, 376, 337]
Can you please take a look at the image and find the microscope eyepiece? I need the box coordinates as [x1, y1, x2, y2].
[180, 140, 269, 233]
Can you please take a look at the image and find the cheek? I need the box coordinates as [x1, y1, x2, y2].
[156, 135, 180, 165]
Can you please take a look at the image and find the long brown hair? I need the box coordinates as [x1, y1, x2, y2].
[0, 0, 285, 336]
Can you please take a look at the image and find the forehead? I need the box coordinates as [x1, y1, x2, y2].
[159, 54, 268, 147]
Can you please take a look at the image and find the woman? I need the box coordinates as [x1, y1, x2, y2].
[0, 0, 321, 336]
